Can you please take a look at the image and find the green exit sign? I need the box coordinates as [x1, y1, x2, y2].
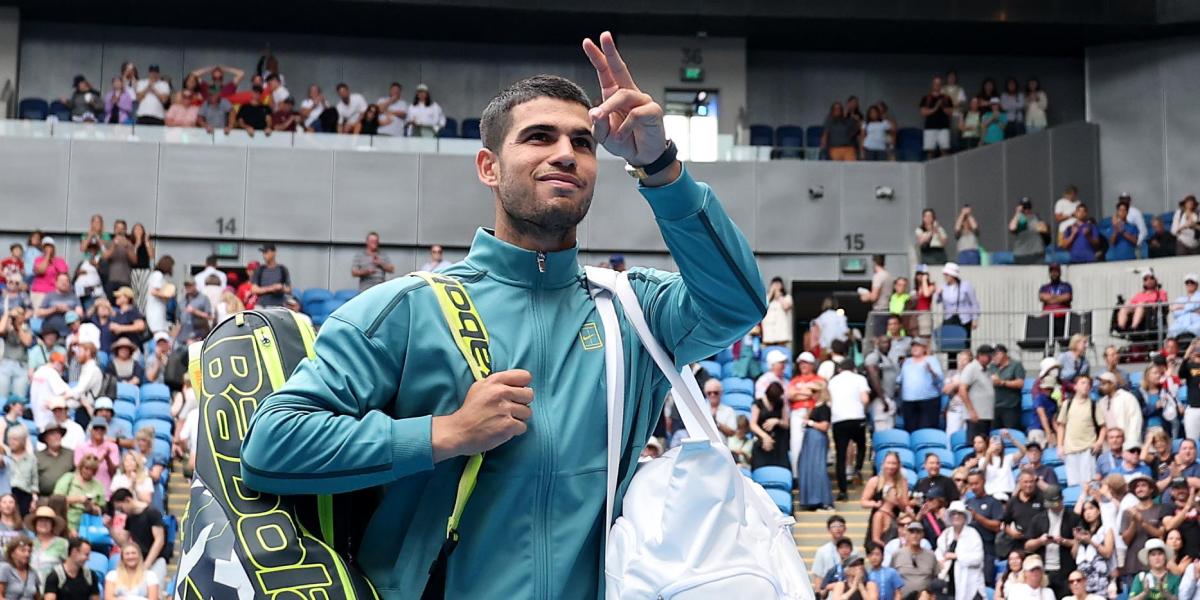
[680, 67, 704, 82]
[840, 256, 867, 274]
[212, 242, 240, 259]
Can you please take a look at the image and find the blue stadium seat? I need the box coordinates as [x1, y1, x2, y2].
[697, 360, 721, 378]
[775, 125, 804, 159]
[1042, 447, 1062, 467]
[752, 466, 792, 491]
[18, 418, 38, 437]
[896, 128, 924, 162]
[911, 428, 950, 451]
[715, 347, 734, 365]
[953, 447, 974, 467]
[49, 100, 71, 122]
[950, 429, 969, 451]
[18, 98, 48, 120]
[1054, 465, 1068, 483]
[901, 468, 918, 490]
[116, 383, 139, 404]
[873, 429, 910, 452]
[140, 383, 170, 404]
[1160, 211, 1174, 230]
[720, 362, 738, 379]
[460, 118, 481, 139]
[114, 399, 136, 421]
[136, 401, 172, 422]
[137, 418, 173, 444]
[1174, 438, 1183, 454]
[152, 438, 171, 464]
[721, 377, 753, 396]
[1061, 485, 1082, 506]
[1045, 248, 1072, 265]
[990, 251, 1015, 265]
[876, 447, 915, 472]
[920, 447, 955, 468]
[935, 324, 970, 352]
[748, 124, 774, 147]
[438, 118, 458, 138]
[97, 351, 110, 370]
[87, 551, 109, 576]
[333, 289, 358, 302]
[722, 391, 754, 413]
[1129, 371, 1143, 389]
[805, 126, 823, 150]
[1023, 377, 1036, 393]
[765, 487, 793, 514]
[302, 288, 334, 307]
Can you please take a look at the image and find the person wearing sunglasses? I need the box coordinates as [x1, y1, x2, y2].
[703, 378, 737, 438]
[1065, 570, 1104, 600]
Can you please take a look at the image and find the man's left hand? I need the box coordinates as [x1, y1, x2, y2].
[582, 32, 671, 169]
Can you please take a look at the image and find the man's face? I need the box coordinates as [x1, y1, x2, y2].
[704, 382, 722, 408]
[931, 77, 943, 92]
[1144, 275, 1158, 290]
[1134, 480, 1154, 500]
[886, 318, 901, 337]
[1125, 448, 1141, 466]
[1027, 447, 1042, 466]
[837, 544, 851, 559]
[968, 474, 986, 496]
[71, 542, 91, 564]
[907, 528, 923, 547]
[1019, 473, 1036, 495]
[390, 84, 402, 97]
[1075, 205, 1088, 220]
[868, 548, 883, 568]
[1153, 218, 1166, 233]
[366, 234, 379, 252]
[431, 245, 443, 261]
[925, 455, 940, 476]
[1049, 267, 1060, 283]
[1107, 428, 1125, 453]
[977, 353, 992, 368]
[1165, 338, 1179, 357]
[483, 97, 597, 241]
[55, 273, 70, 293]
[911, 343, 926, 358]
[114, 221, 127, 236]
[45, 429, 62, 449]
[90, 426, 105, 443]
[995, 350, 1008, 365]
[1181, 441, 1196, 465]
[828, 520, 845, 540]
[262, 249, 275, 263]
[338, 86, 350, 101]
[877, 337, 891, 355]
[211, 67, 223, 82]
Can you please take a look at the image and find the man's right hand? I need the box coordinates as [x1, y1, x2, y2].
[432, 369, 534, 463]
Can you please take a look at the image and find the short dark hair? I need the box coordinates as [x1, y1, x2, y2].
[205, 254, 218, 267]
[873, 254, 886, 267]
[266, 73, 279, 83]
[480, 75, 591, 153]
[835, 537, 853, 549]
[336, 82, 349, 91]
[110, 488, 134, 504]
[68, 538, 90, 554]
[827, 515, 846, 528]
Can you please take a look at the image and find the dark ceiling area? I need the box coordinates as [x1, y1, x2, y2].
[10, 0, 1200, 56]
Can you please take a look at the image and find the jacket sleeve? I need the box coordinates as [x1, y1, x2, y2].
[630, 167, 766, 366]
[241, 287, 432, 495]
[958, 530, 983, 568]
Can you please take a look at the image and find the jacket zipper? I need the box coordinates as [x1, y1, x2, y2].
[531, 258, 553, 598]
[537, 251, 547, 273]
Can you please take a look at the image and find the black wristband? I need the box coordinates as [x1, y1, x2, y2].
[635, 140, 678, 176]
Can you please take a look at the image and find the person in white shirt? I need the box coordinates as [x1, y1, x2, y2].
[762, 277, 792, 347]
[828, 359, 869, 501]
[1055, 185, 1082, 233]
[1064, 569, 1106, 600]
[1008, 555, 1057, 600]
[266, 73, 289, 108]
[1115, 193, 1148, 247]
[756, 349, 788, 400]
[29, 352, 69, 429]
[703, 379, 736, 438]
[420, 244, 452, 272]
[376, 82, 410, 137]
[1095, 372, 1143, 448]
[936, 502, 986, 600]
[983, 431, 1026, 497]
[811, 296, 849, 354]
[134, 65, 171, 125]
[335, 83, 369, 133]
[406, 84, 446, 137]
[300, 84, 328, 132]
[811, 516, 848, 590]
[193, 255, 227, 291]
[46, 397, 85, 450]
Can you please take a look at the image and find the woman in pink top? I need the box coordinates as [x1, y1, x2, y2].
[30, 238, 68, 308]
[1117, 270, 1169, 331]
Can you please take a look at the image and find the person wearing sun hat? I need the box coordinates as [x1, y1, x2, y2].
[1130, 538, 1180, 600]
[25, 504, 68, 582]
[755, 348, 789, 401]
[933, 501, 985, 600]
[1007, 555, 1056, 600]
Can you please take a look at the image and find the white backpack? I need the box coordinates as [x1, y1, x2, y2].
[585, 268, 815, 600]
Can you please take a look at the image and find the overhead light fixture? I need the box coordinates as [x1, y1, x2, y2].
[808, 186, 824, 200]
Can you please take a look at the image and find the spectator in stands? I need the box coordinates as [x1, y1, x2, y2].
[352, 232, 395, 291]
[915, 209, 949, 265]
[194, 64, 244, 99]
[812, 515, 848, 590]
[1056, 335, 1090, 395]
[865, 338, 899, 432]
[178, 281, 213, 342]
[756, 349, 789, 401]
[844, 96, 864, 123]
[983, 431, 1026, 497]
[938, 262, 980, 341]
[104, 76, 135, 124]
[93, 396, 131, 450]
[762, 277, 792, 348]
[53, 454, 104, 532]
[1148, 216, 1178, 258]
[829, 555, 875, 600]
[106, 541, 162, 599]
[750, 379, 790, 464]
[1022, 440, 1062, 488]
[300, 85, 332, 133]
[197, 90, 232, 134]
[5, 427, 34, 515]
[1131, 538, 1181, 600]
[134, 65, 170, 126]
[250, 244, 290, 309]
[863, 105, 892, 161]
[42, 537, 99, 600]
[36, 273, 82, 338]
[867, 544, 904, 600]
[917, 452, 958, 502]
[912, 268, 936, 337]
[793, 394, 832, 510]
[829, 360, 868, 501]
[236, 78, 273, 136]
[101, 220, 134, 300]
[1010, 198, 1049, 264]
[894, 521, 938, 600]
[981, 97, 1007, 145]
[109, 287, 146, 348]
[27, 505, 67, 584]
[820, 102, 860, 162]
[1157, 439, 1200, 494]
[192, 256, 226, 291]
[898, 337, 942, 432]
[30, 238, 68, 310]
[144, 257, 174, 335]
[1024, 78, 1048, 133]
[130, 223, 154, 272]
[1055, 185, 1081, 231]
[105, 337, 143, 385]
[1057, 374, 1104, 486]
[859, 255, 894, 340]
[143, 332, 172, 386]
[265, 73, 289, 107]
[0, 305, 31, 400]
[959, 97, 983, 150]
[110, 487, 169, 584]
[1120, 475, 1173, 588]
[164, 90, 200, 127]
[1115, 442, 1153, 478]
[810, 297, 849, 357]
[45, 398, 83, 452]
[954, 206, 980, 265]
[701, 379, 735, 438]
[0, 535, 38, 597]
[406, 84, 446, 137]
[1173, 195, 1200, 255]
[920, 76, 954, 159]
[421, 245, 451, 272]
[990, 344, 1025, 430]
[942, 349, 973, 436]
[818, 340, 850, 381]
[1117, 269, 1168, 332]
[110, 451, 154, 504]
[62, 75, 103, 122]
[1095, 427, 1127, 480]
[1168, 274, 1200, 340]
[335, 83, 368, 134]
[962, 470, 1003, 584]
[376, 83, 409, 137]
[1009, 555, 1056, 600]
[1117, 193, 1149, 247]
[35, 423, 72, 499]
[1139, 364, 1176, 432]
[958, 344, 995, 440]
[1003, 469, 1044, 556]
[1107, 200, 1140, 261]
[133, 428, 166, 485]
[820, 537, 857, 595]
[1073, 503, 1116, 594]
[1060, 204, 1101, 263]
[936, 501, 986, 600]
[1038, 263, 1072, 317]
[74, 417, 118, 491]
[1001, 77, 1026, 138]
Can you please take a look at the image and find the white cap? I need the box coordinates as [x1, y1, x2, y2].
[796, 352, 817, 365]
[153, 331, 172, 344]
[942, 262, 961, 279]
[416, 83, 429, 92]
[41, 236, 56, 247]
[1037, 357, 1061, 380]
[1185, 273, 1198, 285]
[766, 350, 788, 366]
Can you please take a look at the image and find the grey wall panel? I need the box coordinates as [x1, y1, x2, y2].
[157, 145, 247, 239]
[66, 140, 159, 231]
[1048, 121, 1100, 216]
[1002, 130, 1053, 235]
[954, 143, 1007, 252]
[0, 137, 69, 231]
[586, 161, 667, 252]
[1088, 42, 1165, 214]
[1161, 37, 1200, 210]
[923, 156, 957, 254]
[579, 252, 677, 273]
[416, 154, 493, 247]
[331, 151, 419, 244]
[688, 162, 757, 248]
[244, 148, 333, 242]
[339, 49, 423, 105]
[18, 24, 103, 106]
[755, 161, 841, 253]
[756, 255, 841, 282]
[99, 39, 184, 89]
[839, 162, 912, 254]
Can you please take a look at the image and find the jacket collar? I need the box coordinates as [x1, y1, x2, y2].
[463, 228, 582, 289]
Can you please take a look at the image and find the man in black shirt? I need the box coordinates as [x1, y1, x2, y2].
[1168, 476, 1200, 559]
[43, 538, 100, 600]
[915, 452, 958, 503]
[919, 76, 954, 159]
[1002, 469, 1044, 555]
[111, 488, 170, 583]
[1184, 341, 1200, 438]
[236, 74, 272, 135]
[964, 470, 1003, 585]
[250, 243, 291, 308]
[1024, 484, 1082, 598]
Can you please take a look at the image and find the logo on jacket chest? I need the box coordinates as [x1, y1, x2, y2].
[579, 322, 603, 351]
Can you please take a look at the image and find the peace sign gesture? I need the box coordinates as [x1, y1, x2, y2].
[582, 32, 670, 169]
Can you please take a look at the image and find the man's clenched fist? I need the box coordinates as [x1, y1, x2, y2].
[432, 369, 534, 463]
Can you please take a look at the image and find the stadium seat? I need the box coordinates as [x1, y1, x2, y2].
[950, 429, 969, 451]
[302, 288, 334, 306]
[896, 128, 924, 162]
[137, 418, 173, 444]
[920, 447, 955, 468]
[140, 383, 170, 404]
[114, 399, 136, 421]
[1174, 438, 1183, 454]
[1054, 465, 1068, 483]
[715, 347, 734, 365]
[901, 468, 918, 489]
[876, 447, 914, 472]
[722, 391, 754, 413]
[873, 429, 910, 452]
[49, 100, 71, 122]
[18, 98, 49, 120]
[18, 418, 38, 437]
[97, 351, 111, 370]
[697, 360, 721, 378]
[748, 124, 774, 146]
[720, 362, 738, 379]
[136, 401, 172, 422]
[935, 324, 970, 352]
[152, 439, 171, 464]
[1061, 485, 1082, 506]
[775, 125, 804, 159]
[953, 447, 974, 467]
[1128, 371, 1143, 388]
[911, 429, 950, 451]
[1045, 248, 1072, 265]
[765, 487, 792, 514]
[460, 118, 481, 139]
[87, 551, 109, 576]
[752, 466, 792, 491]
[333, 289, 358, 302]
[720, 377, 753, 395]
[438, 118, 458, 138]
[116, 383, 139, 404]
[1042, 447, 1062, 466]
[805, 126, 824, 159]
[990, 251, 1015, 265]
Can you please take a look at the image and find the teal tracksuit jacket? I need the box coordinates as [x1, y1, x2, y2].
[241, 167, 766, 599]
